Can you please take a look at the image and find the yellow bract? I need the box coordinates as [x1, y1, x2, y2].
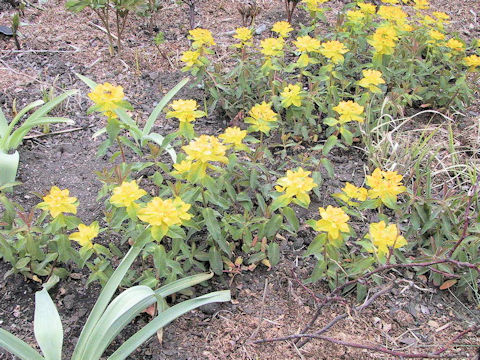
[332, 100, 364, 123]
[320, 41, 349, 63]
[446, 39, 464, 52]
[260, 37, 285, 57]
[181, 50, 202, 68]
[413, 0, 429, 10]
[302, 0, 329, 12]
[280, 84, 303, 108]
[245, 101, 278, 134]
[377, 6, 407, 24]
[357, 69, 385, 93]
[368, 221, 407, 256]
[313, 205, 350, 242]
[342, 182, 368, 202]
[172, 159, 193, 177]
[346, 10, 366, 23]
[110, 180, 147, 208]
[275, 167, 316, 205]
[366, 168, 406, 205]
[464, 55, 480, 71]
[219, 126, 247, 150]
[188, 28, 215, 48]
[368, 25, 398, 55]
[233, 27, 253, 48]
[380, 0, 399, 4]
[432, 11, 450, 22]
[166, 99, 205, 123]
[357, 2, 376, 14]
[138, 197, 192, 239]
[272, 21, 293, 38]
[69, 222, 99, 249]
[38, 186, 78, 218]
[88, 82, 124, 119]
[293, 36, 321, 53]
[182, 135, 228, 164]
[429, 29, 445, 42]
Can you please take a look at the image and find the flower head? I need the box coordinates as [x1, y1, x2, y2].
[312, 205, 350, 242]
[368, 25, 398, 55]
[332, 100, 364, 123]
[320, 41, 349, 63]
[293, 35, 321, 53]
[428, 29, 445, 42]
[377, 6, 407, 23]
[233, 27, 253, 47]
[367, 221, 407, 256]
[357, 69, 385, 93]
[171, 159, 193, 177]
[110, 180, 147, 208]
[346, 10, 366, 23]
[245, 101, 278, 134]
[272, 21, 293, 38]
[182, 135, 228, 164]
[366, 168, 406, 205]
[432, 11, 450, 23]
[69, 222, 99, 249]
[188, 28, 215, 48]
[280, 84, 303, 108]
[138, 197, 192, 239]
[302, 0, 329, 12]
[339, 182, 368, 204]
[446, 38, 465, 52]
[38, 186, 77, 218]
[260, 37, 285, 57]
[380, 0, 399, 4]
[464, 55, 480, 71]
[219, 126, 248, 150]
[413, 0, 429, 10]
[166, 99, 206, 123]
[88, 82, 125, 119]
[181, 50, 202, 68]
[358, 2, 376, 14]
[275, 167, 317, 206]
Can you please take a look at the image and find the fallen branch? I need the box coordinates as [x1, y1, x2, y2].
[23, 125, 95, 140]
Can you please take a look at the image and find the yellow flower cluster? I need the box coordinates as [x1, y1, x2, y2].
[332, 100, 364, 124]
[377, 6, 408, 24]
[110, 180, 147, 208]
[320, 41, 349, 64]
[312, 205, 350, 244]
[368, 25, 398, 56]
[69, 222, 99, 249]
[138, 197, 192, 240]
[302, 0, 329, 13]
[294, 36, 321, 53]
[181, 50, 202, 68]
[346, 10, 366, 23]
[357, 69, 385, 93]
[233, 27, 253, 48]
[245, 101, 278, 134]
[335, 182, 368, 205]
[464, 55, 480, 71]
[272, 21, 293, 38]
[188, 28, 215, 49]
[413, 0, 430, 10]
[260, 37, 285, 57]
[88, 82, 125, 119]
[358, 2, 376, 14]
[275, 167, 317, 206]
[166, 99, 206, 124]
[366, 168, 406, 205]
[219, 126, 248, 151]
[368, 221, 407, 256]
[446, 38, 464, 52]
[280, 84, 303, 108]
[38, 186, 78, 218]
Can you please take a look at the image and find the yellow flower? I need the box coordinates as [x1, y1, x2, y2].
[421, 14, 436, 26]
[219, 126, 248, 150]
[380, 0, 399, 4]
[346, 10, 366, 23]
[69, 222, 99, 249]
[260, 37, 285, 57]
[245, 101, 278, 134]
[429, 29, 445, 41]
[166, 99, 205, 123]
[377, 6, 408, 23]
[138, 197, 192, 239]
[280, 84, 303, 108]
[432, 11, 450, 22]
[272, 21, 293, 38]
[293, 36, 321, 53]
[182, 135, 228, 164]
[312, 205, 350, 242]
[302, 0, 329, 12]
[332, 101, 364, 123]
[320, 41, 349, 64]
[37, 186, 78, 218]
[358, 2, 376, 14]
[368, 221, 407, 256]
[342, 182, 368, 201]
[110, 180, 147, 208]
[464, 55, 480, 71]
[357, 69, 385, 93]
[366, 168, 406, 205]
[233, 27, 253, 48]
[188, 28, 215, 48]
[446, 39, 465, 52]
[88, 82, 125, 119]
[171, 159, 193, 176]
[275, 168, 317, 205]
[368, 25, 398, 55]
[181, 50, 202, 68]
[413, 0, 429, 10]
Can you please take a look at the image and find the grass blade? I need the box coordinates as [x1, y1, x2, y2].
[34, 289, 63, 360]
[0, 328, 44, 360]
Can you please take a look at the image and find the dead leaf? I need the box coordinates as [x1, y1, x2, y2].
[439, 279, 457, 290]
[143, 303, 157, 317]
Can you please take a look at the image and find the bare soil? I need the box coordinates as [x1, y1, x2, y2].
[0, 0, 479, 359]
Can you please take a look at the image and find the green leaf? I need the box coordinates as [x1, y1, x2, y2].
[322, 135, 338, 156]
[106, 291, 230, 360]
[75, 73, 97, 89]
[320, 158, 334, 178]
[268, 242, 280, 266]
[282, 207, 299, 232]
[208, 247, 223, 275]
[201, 208, 231, 256]
[34, 288, 63, 360]
[0, 328, 44, 360]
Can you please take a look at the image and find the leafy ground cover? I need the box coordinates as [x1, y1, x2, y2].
[0, 0, 480, 358]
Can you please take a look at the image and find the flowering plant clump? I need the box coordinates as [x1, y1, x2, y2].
[166, 99, 206, 139]
[274, 167, 317, 208]
[245, 102, 278, 135]
[366, 221, 407, 256]
[366, 168, 406, 208]
[87, 82, 127, 119]
[310, 205, 350, 246]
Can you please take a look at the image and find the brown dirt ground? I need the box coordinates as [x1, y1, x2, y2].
[0, 0, 479, 359]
